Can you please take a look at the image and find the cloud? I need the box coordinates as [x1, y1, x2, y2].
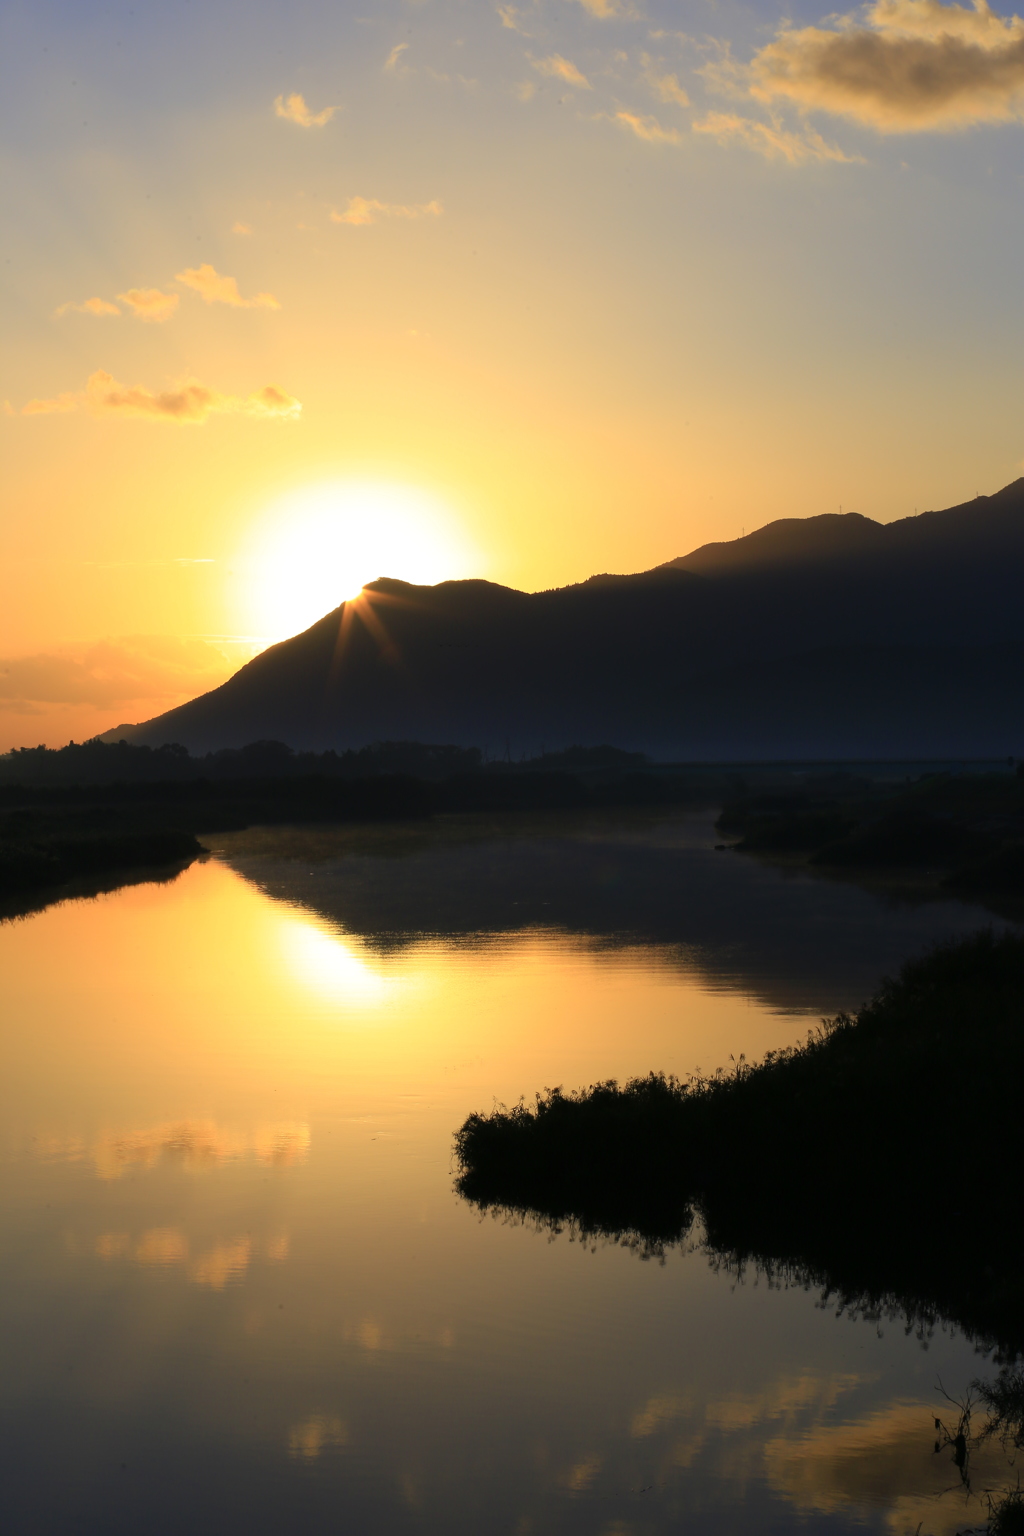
[330, 196, 443, 225]
[232, 221, 253, 235]
[514, 79, 538, 100]
[19, 391, 79, 415]
[54, 297, 120, 318]
[498, 5, 529, 30]
[614, 109, 683, 141]
[0, 636, 240, 710]
[273, 92, 337, 127]
[384, 42, 409, 71]
[174, 264, 280, 309]
[692, 110, 861, 161]
[117, 287, 180, 322]
[571, 0, 624, 14]
[18, 371, 301, 423]
[647, 69, 691, 107]
[288, 1416, 348, 1461]
[697, 42, 753, 101]
[749, 0, 1024, 131]
[532, 54, 593, 87]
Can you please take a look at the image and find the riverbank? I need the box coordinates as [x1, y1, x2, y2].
[0, 764, 730, 907]
[718, 769, 1024, 897]
[455, 930, 1024, 1357]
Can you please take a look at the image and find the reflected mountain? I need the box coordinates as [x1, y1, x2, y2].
[209, 810, 1016, 1016]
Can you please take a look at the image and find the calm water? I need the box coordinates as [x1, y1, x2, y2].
[0, 810, 1016, 1535]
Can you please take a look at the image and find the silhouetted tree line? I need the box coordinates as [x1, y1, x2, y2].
[0, 737, 663, 789]
[0, 741, 719, 906]
[0, 737, 483, 788]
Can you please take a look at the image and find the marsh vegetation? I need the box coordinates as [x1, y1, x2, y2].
[718, 768, 1024, 895]
[456, 931, 1024, 1354]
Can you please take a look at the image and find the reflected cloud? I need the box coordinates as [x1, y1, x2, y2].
[354, 1318, 385, 1351]
[288, 1415, 349, 1459]
[266, 1232, 290, 1262]
[342, 1315, 456, 1353]
[189, 1237, 251, 1290]
[763, 1398, 1009, 1533]
[620, 1372, 992, 1530]
[631, 1390, 694, 1437]
[133, 1227, 190, 1266]
[704, 1370, 862, 1431]
[93, 1227, 284, 1288]
[37, 1119, 310, 1179]
[562, 1453, 602, 1490]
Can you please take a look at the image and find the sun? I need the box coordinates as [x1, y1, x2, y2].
[243, 480, 475, 640]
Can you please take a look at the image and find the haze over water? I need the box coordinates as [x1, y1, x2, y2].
[0, 810, 1015, 1534]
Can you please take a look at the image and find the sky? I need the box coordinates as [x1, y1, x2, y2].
[2, 0, 1023, 747]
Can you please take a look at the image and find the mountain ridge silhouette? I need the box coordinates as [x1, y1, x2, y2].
[113, 477, 1024, 758]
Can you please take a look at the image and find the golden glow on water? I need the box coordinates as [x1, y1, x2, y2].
[0, 832, 1009, 1533]
[277, 918, 403, 1011]
[1, 857, 808, 1145]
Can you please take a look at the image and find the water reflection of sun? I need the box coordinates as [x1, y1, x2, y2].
[279, 918, 399, 1009]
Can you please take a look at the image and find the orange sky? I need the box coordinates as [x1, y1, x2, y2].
[2, 0, 1023, 747]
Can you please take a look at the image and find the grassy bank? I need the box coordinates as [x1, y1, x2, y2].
[718, 770, 1024, 895]
[0, 774, 434, 907]
[0, 827, 203, 901]
[455, 930, 1024, 1356]
[0, 762, 725, 908]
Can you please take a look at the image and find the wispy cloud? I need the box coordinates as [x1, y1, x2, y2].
[118, 288, 180, 322]
[692, 110, 861, 162]
[748, 0, 1024, 131]
[498, 5, 531, 32]
[273, 93, 337, 127]
[54, 297, 120, 318]
[174, 264, 280, 309]
[0, 636, 239, 710]
[330, 196, 443, 226]
[532, 53, 593, 87]
[18, 371, 301, 424]
[646, 69, 690, 107]
[614, 109, 683, 141]
[232, 221, 253, 235]
[384, 42, 410, 72]
[570, 0, 630, 15]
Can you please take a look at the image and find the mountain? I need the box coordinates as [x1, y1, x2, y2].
[118, 478, 1024, 759]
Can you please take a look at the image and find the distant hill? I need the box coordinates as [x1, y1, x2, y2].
[114, 478, 1024, 759]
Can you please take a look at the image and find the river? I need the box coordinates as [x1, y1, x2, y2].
[0, 809, 1014, 1534]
